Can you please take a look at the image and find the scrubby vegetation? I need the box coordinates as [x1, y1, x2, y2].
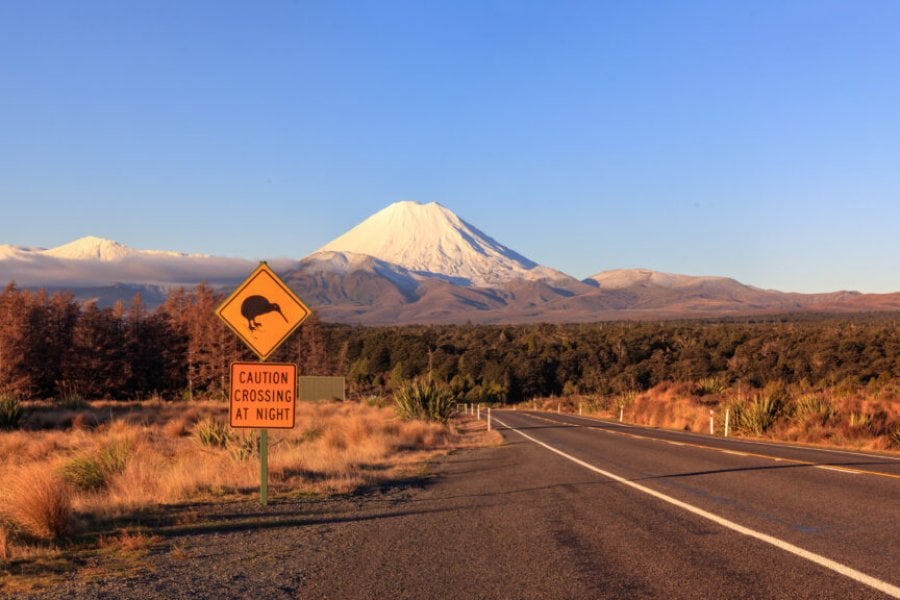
[0, 395, 23, 430]
[528, 378, 900, 451]
[393, 378, 458, 423]
[3, 283, 900, 406]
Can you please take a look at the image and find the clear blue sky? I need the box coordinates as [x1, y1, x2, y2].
[2, 1, 899, 293]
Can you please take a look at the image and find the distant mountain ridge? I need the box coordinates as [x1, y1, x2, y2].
[2, 201, 899, 322]
[0, 236, 259, 305]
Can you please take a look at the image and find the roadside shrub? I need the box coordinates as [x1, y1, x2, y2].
[694, 377, 727, 396]
[732, 391, 787, 435]
[467, 381, 508, 404]
[365, 395, 388, 408]
[848, 411, 872, 430]
[394, 378, 458, 423]
[194, 418, 231, 448]
[618, 390, 637, 409]
[0, 395, 23, 430]
[869, 410, 891, 436]
[794, 394, 834, 426]
[889, 426, 900, 448]
[228, 433, 256, 462]
[3, 464, 72, 540]
[54, 381, 87, 410]
[62, 440, 130, 492]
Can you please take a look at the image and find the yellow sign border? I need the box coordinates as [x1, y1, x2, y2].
[215, 262, 311, 360]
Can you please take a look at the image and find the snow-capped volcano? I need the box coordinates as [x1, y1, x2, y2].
[315, 200, 571, 287]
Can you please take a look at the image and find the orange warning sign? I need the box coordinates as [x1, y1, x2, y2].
[229, 362, 296, 429]
[215, 262, 311, 360]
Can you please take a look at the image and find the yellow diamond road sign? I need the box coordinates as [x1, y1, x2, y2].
[216, 262, 311, 361]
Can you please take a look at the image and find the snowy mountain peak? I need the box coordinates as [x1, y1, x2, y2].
[44, 236, 137, 261]
[315, 200, 571, 286]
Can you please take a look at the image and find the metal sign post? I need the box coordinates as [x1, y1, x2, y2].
[216, 263, 311, 506]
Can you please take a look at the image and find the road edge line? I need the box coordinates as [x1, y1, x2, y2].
[495, 416, 900, 599]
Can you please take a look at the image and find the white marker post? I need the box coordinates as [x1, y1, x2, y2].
[724, 408, 730, 437]
[709, 409, 715, 435]
[487, 407, 492, 431]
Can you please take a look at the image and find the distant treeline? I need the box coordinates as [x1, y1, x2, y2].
[2, 283, 899, 401]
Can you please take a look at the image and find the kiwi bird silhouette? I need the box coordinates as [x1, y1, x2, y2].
[241, 295, 288, 331]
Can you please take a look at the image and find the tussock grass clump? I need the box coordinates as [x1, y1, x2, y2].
[694, 377, 727, 397]
[161, 417, 188, 439]
[2, 464, 72, 540]
[0, 395, 23, 430]
[732, 392, 786, 435]
[54, 382, 87, 410]
[228, 433, 256, 462]
[794, 394, 834, 426]
[847, 411, 872, 430]
[729, 384, 790, 436]
[99, 528, 159, 555]
[394, 378, 458, 423]
[62, 440, 129, 492]
[194, 418, 231, 448]
[889, 426, 900, 448]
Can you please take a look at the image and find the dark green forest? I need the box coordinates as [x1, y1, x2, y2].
[2, 283, 899, 402]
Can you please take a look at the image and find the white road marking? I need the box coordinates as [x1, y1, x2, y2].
[542, 412, 900, 480]
[495, 416, 900, 599]
[815, 466, 860, 475]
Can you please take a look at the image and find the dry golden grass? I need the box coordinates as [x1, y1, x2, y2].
[98, 529, 159, 554]
[0, 463, 72, 540]
[0, 398, 496, 566]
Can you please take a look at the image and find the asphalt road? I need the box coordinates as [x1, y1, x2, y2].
[30, 411, 899, 599]
[490, 410, 900, 599]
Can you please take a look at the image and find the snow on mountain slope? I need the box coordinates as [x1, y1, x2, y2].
[315, 201, 573, 287]
[588, 268, 749, 290]
[44, 236, 142, 261]
[295, 250, 422, 295]
[0, 236, 257, 287]
[0, 244, 36, 260]
[584, 268, 785, 311]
